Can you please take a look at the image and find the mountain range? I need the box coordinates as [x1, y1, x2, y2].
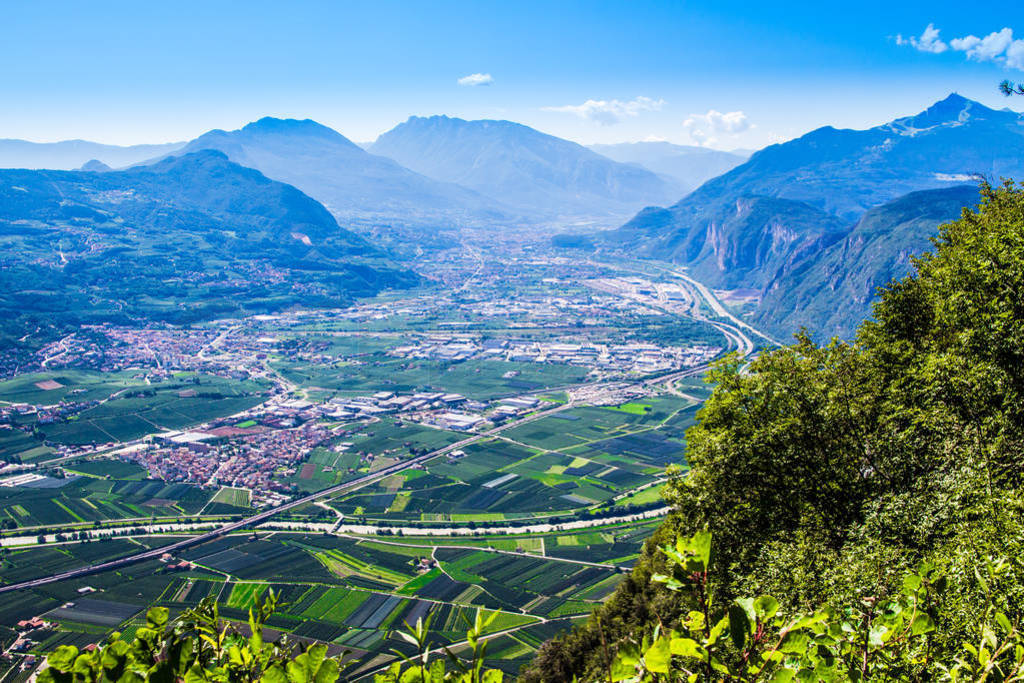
[601, 94, 1024, 339]
[3, 94, 1021, 341]
[167, 117, 511, 226]
[0, 138, 185, 170]
[588, 141, 748, 194]
[368, 115, 681, 223]
[0, 150, 417, 336]
[1, 117, 726, 230]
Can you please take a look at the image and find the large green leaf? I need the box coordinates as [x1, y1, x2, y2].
[644, 635, 671, 674]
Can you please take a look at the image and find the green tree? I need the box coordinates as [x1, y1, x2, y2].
[608, 531, 1024, 682]
[522, 183, 1024, 681]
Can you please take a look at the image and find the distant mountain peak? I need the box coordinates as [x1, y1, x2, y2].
[78, 159, 112, 172]
[936, 92, 970, 106]
[400, 115, 533, 135]
[239, 116, 353, 143]
[165, 149, 230, 165]
[887, 93, 1002, 135]
[173, 115, 507, 225]
[144, 149, 244, 175]
[369, 114, 679, 221]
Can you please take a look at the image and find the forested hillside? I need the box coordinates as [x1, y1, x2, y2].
[754, 184, 981, 338]
[0, 150, 418, 357]
[521, 180, 1024, 680]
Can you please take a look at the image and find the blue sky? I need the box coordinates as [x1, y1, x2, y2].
[2, 1, 1023, 149]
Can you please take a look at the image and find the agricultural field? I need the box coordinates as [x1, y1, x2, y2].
[336, 418, 466, 457]
[289, 447, 364, 493]
[319, 397, 691, 523]
[0, 426, 52, 464]
[0, 474, 214, 528]
[271, 351, 590, 401]
[0, 536, 181, 588]
[0, 524, 655, 675]
[210, 487, 252, 508]
[64, 460, 149, 480]
[286, 418, 468, 495]
[0, 370, 147, 406]
[0, 372, 270, 449]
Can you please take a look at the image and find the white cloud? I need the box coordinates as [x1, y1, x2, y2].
[683, 109, 751, 146]
[951, 28, 1013, 61]
[543, 96, 664, 125]
[896, 23, 948, 54]
[457, 73, 493, 86]
[1007, 40, 1024, 70]
[899, 24, 1024, 71]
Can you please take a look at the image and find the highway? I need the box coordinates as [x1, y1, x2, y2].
[0, 362, 710, 595]
[667, 268, 783, 348]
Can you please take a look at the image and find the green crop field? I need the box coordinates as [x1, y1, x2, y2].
[0, 428, 53, 464]
[271, 353, 589, 401]
[0, 370, 145, 406]
[65, 460, 148, 480]
[226, 582, 267, 609]
[0, 523, 659, 673]
[340, 418, 465, 456]
[1, 374, 271, 447]
[323, 423, 674, 520]
[210, 487, 251, 507]
[0, 474, 214, 528]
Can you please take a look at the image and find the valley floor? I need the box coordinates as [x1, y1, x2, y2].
[0, 243, 774, 680]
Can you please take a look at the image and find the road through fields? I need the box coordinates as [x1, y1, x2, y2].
[0, 363, 709, 594]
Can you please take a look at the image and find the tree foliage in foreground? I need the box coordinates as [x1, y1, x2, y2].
[38, 591, 505, 683]
[608, 531, 1024, 681]
[1000, 81, 1024, 96]
[521, 182, 1024, 681]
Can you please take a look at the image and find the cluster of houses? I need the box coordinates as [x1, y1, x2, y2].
[1, 391, 93, 424]
[8, 617, 54, 662]
[126, 418, 332, 496]
[159, 553, 194, 571]
[34, 326, 218, 374]
[14, 617, 51, 632]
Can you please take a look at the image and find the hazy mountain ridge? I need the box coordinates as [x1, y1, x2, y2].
[0, 138, 186, 170]
[588, 141, 748, 194]
[369, 115, 682, 223]
[5, 116, 751, 229]
[171, 117, 514, 226]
